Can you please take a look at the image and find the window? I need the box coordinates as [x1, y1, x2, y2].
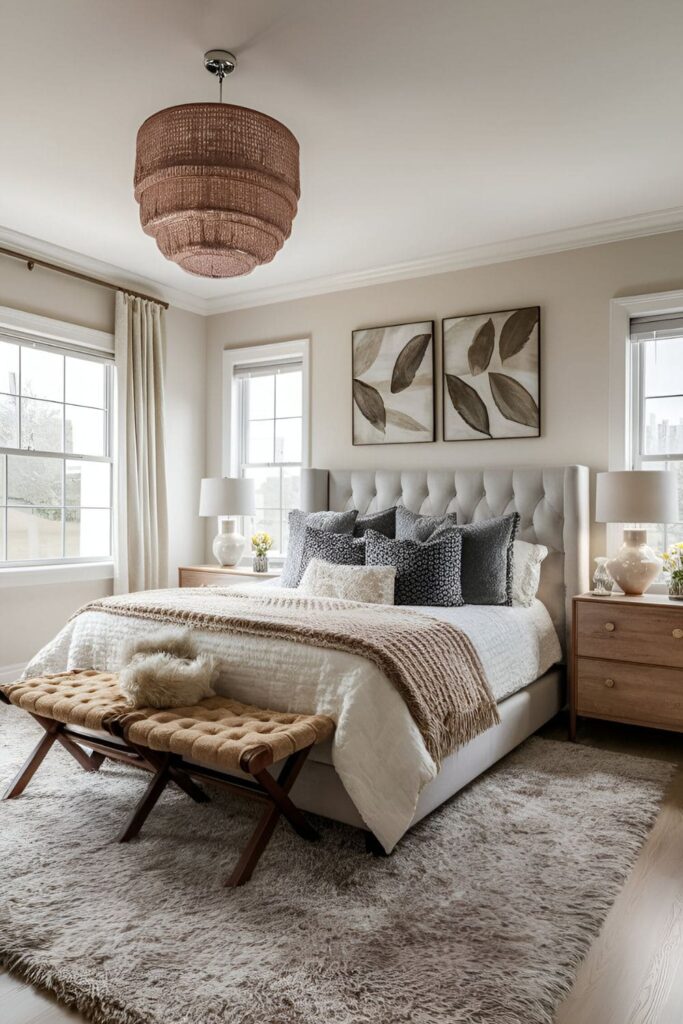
[0, 335, 113, 566]
[230, 345, 308, 557]
[629, 315, 683, 554]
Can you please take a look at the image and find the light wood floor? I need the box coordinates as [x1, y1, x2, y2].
[1, 717, 682, 1024]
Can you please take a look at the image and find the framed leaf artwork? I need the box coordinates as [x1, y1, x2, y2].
[442, 306, 540, 442]
[352, 320, 435, 445]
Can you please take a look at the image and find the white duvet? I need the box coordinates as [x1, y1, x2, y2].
[23, 594, 561, 851]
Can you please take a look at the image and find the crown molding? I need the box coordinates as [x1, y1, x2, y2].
[203, 204, 683, 315]
[4, 205, 683, 320]
[0, 225, 206, 315]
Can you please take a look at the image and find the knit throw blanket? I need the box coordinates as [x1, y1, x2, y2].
[74, 588, 500, 765]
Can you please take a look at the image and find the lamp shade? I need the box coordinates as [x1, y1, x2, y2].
[595, 470, 678, 524]
[199, 477, 255, 517]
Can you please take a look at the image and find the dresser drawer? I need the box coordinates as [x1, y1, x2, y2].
[576, 657, 683, 730]
[179, 569, 243, 588]
[576, 601, 683, 669]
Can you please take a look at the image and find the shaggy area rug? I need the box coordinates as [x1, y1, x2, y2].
[0, 705, 673, 1024]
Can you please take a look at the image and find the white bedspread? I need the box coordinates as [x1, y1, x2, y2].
[23, 596, 561, 852]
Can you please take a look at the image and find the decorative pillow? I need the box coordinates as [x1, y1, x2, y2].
[281, 508, 358, 587]
[354, 506, 397, 539]
[395, 504, 457, 542]
[365, 529, 463, 607]
[298, 558, 396, 604]
[452, 513, 520, 606]
[298, 526, 366, 582]
[512, 539, 548, 607]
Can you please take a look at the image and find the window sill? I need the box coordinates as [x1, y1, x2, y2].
[0, 562, 115, 589]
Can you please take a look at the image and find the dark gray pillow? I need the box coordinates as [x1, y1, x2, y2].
[365, 529, 463, 607]
[299, 526, 366, 582]
[437, 513, 519, 606]
[395, 504, 457, 542]
[354, 506, 396, 539]
[282, 509, 358, 587]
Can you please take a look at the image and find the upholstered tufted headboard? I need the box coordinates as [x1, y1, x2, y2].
[301, 466, 589, 654]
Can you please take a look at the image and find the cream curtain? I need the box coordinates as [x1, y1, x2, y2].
[114, 292, 168, 593]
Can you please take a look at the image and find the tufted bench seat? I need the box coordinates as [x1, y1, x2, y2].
[1, 670, 335, 886]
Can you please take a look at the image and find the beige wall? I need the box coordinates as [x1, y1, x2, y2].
[205, 230, 683, 559]
[0, 255, 207, 670]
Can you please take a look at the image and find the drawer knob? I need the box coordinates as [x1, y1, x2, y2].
[604, 621, 615, 632]
[604, 677, 615, 688]
[673, 628, 683, 640]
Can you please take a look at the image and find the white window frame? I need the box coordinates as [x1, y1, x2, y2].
[609, 289, 683, 559]
[223, 339, 310, 563]
[0, 306, 115, 587]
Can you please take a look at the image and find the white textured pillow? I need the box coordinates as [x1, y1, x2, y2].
[298, 558, 396, 605]
[512, 540, 548, 606]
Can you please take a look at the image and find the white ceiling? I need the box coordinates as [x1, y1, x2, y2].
[2, 0, 683, 313]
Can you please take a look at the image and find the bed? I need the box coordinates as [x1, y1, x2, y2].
[22, 465, 589, 852]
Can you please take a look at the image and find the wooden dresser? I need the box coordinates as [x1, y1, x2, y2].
[178, 564, 281, 588]
[570, 593, 683, 739]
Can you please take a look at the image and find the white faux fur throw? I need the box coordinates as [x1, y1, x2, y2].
[118, 628, 219, 709]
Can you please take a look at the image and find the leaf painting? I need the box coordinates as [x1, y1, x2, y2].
[390, 333, 431, 393]
[385, 408, 428, 432]
[499, 308, 538, 363]
[467, 318, 494, 375]
[445, 374, 491, 436]
[353, 328, 384, 376]
[489, 372, 539, 428]
[353, 378, 386, 433]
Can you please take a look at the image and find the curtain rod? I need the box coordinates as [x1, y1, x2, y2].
[0, 245, 170, 310]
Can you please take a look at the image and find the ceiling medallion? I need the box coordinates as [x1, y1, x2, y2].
[133, 49, 300, 278]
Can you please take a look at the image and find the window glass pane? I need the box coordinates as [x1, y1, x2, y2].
[0, 454, 5, 505]
[243, 466, 281, 509]
[0, 394, 18, 447]
[251, 510, 281, 554]
[276, 370, 302, 418]
[65, 460, 111, 507]
[65, 405, 106, 456]
[21, 397, 63, 452]
[0, 341, 19, 394]
[21, 347, 63, 401]
[642, 397, 683, 455]
[247, 374, 275, 419]
[7, 455, 62, 506]
[275, 418, 302, 463]
[282, 466, 301, 509]
[643, 338, 683, 398]
[247, 419, 274, 464]
[65, 508, 111, 557]
[65, 356, 105, 408]
[7, 507, 62, 560]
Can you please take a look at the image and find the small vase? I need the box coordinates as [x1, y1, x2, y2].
[669, 576, 683, 601]
[592, 556, 613, 596]
[253, 554, 269, 574]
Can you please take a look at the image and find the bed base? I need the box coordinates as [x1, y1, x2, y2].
[0, 690, 319, 887]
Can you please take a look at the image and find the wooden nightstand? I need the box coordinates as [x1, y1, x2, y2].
[178, 564, 281, 588]
[570, 593, 683, 740]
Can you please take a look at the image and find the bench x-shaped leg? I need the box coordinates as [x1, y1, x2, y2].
[117, 744, 209, 843]
[226, 746, 318, 888]
[1, 709, 104, 801]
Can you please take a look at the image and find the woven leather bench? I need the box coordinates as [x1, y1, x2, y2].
[0, 670, 335, 886]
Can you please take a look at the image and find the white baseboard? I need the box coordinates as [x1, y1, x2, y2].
[0, 663, 25, 684]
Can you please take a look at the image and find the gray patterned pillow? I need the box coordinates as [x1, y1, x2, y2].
[299, 527, 366, 582]
[354, 506, 396, 538]
[395, 504, 457, 542]
[453, 513, 519, 606]
[281, 509, 358, 587]
[365, 529, 463, 607]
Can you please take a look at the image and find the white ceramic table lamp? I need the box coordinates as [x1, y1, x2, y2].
[199, 477, 255, 566]
[595, 470, 677, 595]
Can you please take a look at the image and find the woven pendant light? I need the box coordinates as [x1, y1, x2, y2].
[134, 50, 300, 278]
